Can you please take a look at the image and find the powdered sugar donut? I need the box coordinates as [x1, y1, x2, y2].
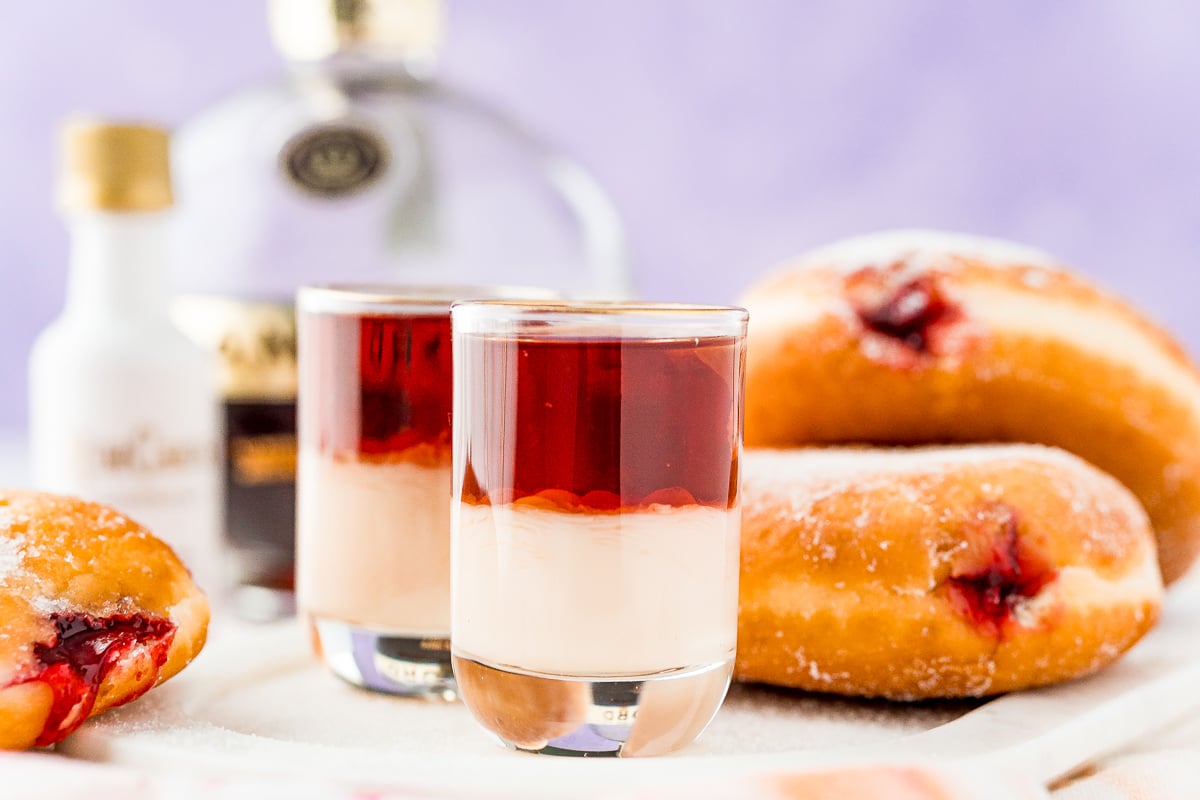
[740, 230, 1200, 583]
[0, 490, 209, 750]
[735, 446, 1161, 699]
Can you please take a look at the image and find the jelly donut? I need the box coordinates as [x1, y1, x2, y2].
[735, 445, 1162, 700]
[740, 230, 1200, 583]
[0, 490, 209, 750]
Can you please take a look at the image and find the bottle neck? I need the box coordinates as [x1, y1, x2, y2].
[64, 211, 170, 320]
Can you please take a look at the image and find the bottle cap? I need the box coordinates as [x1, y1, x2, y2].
[268, 0, 443, 64]
[58, 120, 173, 212]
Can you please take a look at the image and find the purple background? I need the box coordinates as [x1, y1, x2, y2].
[2, 1, 1199, 430]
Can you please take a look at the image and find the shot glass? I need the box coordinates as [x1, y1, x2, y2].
[450, 301, 748, 756]
[296, 285, 551, 698]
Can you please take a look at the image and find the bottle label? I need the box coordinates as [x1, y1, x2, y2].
[281, 123, 389, 197]
[222, 400, 297, 586]
[230, 431, 297, 486]
[51, 424, 223, 594]
[83, 425, 218, 478]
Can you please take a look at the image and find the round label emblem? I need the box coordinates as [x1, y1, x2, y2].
[282, 124, 389, 197]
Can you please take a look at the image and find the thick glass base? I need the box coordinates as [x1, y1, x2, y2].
[311, 617, 456, 700]
[451, 654, 733, 757]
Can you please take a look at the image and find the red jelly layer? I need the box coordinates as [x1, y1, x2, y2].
[301, 312, 452, 459]
[26, 612, 175, 747]
[458, 335, 742, 511]
[847, 265, 962, 354]
[510, 486, 701, 514]
[946, 506, 1057, 639]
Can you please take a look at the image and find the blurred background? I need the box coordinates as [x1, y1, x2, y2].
[2, 0, 1199, 433]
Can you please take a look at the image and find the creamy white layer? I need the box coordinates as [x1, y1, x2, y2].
[452, 502, 740, 676]
[297, 453, 451, 635]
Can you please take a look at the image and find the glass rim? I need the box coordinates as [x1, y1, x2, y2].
[450, 298, 748, 318]
[450, 299, 748, 339]
[297, 283, 560, 315]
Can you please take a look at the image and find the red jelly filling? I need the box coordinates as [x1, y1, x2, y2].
[25, 612, 175, 747]
[946, 506, 1057, 639]
[458, 336, 742, 512]
[847, 265, 961, 354]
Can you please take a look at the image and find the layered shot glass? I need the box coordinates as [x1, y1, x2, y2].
[298, 285, 493, 698]
[450, 301, 747, 756]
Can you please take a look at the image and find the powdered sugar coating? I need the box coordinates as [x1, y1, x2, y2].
[741, 229, 1200, 586]
[741, 444, 1152, 587]
[0, 532, 25, 583]
[0, 488, 210, 749]
[793, 229, 1064, 275]
[1, 493, 175, 626]
[744, 442, 1096, 484]
[735, 445, 1162, 700]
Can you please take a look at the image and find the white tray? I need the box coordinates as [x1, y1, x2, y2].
[58, 583, 1200, 798]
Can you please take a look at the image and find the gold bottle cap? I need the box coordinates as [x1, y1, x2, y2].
[58, 120, 173, 212]
[268, 0, 444, 64]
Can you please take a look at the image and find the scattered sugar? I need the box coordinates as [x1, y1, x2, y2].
[60, 623, 981, 780]
[686, 683, 974, 757]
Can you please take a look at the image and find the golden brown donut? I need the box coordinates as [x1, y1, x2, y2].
[735, 445, 1162, 700]
[740, 230, 1200, 583]
[0, 489, 209, 750]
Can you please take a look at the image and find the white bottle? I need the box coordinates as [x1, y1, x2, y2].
[28, 121, 223, 598]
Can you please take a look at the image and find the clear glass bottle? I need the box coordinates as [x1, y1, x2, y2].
[170, 0, 629, 618]
[28, 121, 223, 598]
